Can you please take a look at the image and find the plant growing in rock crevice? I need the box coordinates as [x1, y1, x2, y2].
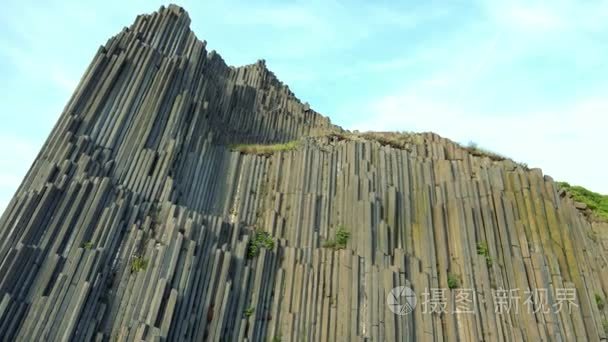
[244, 306, 255, 317]
[447, 274, 459, 289]
[248, 231, 275, 258]
[477, 241, 493, 267]
[595, 293, 605, 311]
[131, 256, 148, 273]
[323, 226, 350, 250]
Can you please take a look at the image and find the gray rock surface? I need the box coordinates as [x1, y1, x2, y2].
[0, 5, 607, 341]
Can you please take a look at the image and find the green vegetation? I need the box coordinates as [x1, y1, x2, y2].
[335, 227, 350, 246]
[357, 131, 414, 149]
[465, 141, 506, 162]
[131, 256, 148, 273]
[603, 319, 608, 334]
[447, 274, 459, 289]
[231, 140, 299, 156]
[595, 293, 605, 311]
[323, 226, 350, 250]
[328, 131, 416, 151]
[82, 241, 94, 250]
[476, 242, 493, 267]
[557, 182, 608, 221]
[248, 231, 275, 258]
[271, 335, 282, 342]
[244, 306, 255, 317]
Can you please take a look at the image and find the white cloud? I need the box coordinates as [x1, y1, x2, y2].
[491, 3, 564, 32]
[481, 0, 608, 34]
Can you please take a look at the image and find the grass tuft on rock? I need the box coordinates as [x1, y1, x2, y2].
[464, 141, 506, 161]
[476, 241, 493, 266]
[231, 140, 299, 156]
[323, 226, 350, 250]
[595, 293, 605, 311]
[131, 256, 148, 273]
[447, 274, 459, 289]
[248, 231, 275, 258]
[244, 307, 255, 317]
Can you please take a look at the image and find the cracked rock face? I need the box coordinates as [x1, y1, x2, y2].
[0, 5, 607, 341]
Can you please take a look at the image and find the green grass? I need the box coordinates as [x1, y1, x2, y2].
[248, 231, 275, 258]
[465, 141, 506, 162]
[82, 241, 94, 250]
[244, 306, 255, 318]
[231, 140, 299, 156]
[447, 274, 459, 289]
[557, 182, 608, 220]
[476, 242, 493, 267]
[323, 226, 350, 250]
[595, 293, 605, 311]
[328, 131, 416, 151]
[131, 256, 148, 273]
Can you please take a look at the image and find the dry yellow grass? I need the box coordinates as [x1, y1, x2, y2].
[231, 140, 299, 156]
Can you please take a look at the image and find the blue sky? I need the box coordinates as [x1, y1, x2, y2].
[1, 0, 607, 212]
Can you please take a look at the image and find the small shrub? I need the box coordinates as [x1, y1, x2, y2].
[82, 241, 94, 250]
[477, 242, 489, 256]
[335, 227, 350, 247]
[477, 242, 493, 266]
[131, 256, 148, 273]
[248, 231, 275, 258]
[323, 226, 350, 250]
[595, 293, 605, 311]
[272, 335, 282, 342]
[447, 274, 459, 289]
[485, 256, 493, 267]
[244, 307, 255, 317]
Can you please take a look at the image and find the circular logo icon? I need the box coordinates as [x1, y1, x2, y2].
[387, 286, 417, 315]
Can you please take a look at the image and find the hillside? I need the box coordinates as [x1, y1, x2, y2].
[0, 5, 606, 341]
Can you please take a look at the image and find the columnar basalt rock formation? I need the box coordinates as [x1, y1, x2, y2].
[0, 5, 607, 341]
